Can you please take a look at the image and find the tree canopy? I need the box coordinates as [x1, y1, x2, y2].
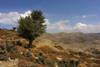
[17, 10, 46, 48]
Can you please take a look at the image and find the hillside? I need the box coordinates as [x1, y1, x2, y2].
[0, 29, 100, 67]
[41, 32, 100, 52]
[88, 33, 100, 40]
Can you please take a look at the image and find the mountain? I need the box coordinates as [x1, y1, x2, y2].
[88, 33, 100, 40]
[42, 32, 93, 44]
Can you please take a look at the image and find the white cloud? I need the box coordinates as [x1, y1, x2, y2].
[20, 10, 31, 17]
[82, 14, 96, 18]
[73, 14, 96, 19]
[82, 15, 87, 18]
[0, 10, 31, 26]
[0, 11, 99, 33]
[44, 19, 70, 32]
[45, 19, 100, 33]
[44, 19, 51, 25]
[75, 23, 87, 27]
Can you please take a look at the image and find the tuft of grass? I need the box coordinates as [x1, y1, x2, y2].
[34, 46, 57, 54]
[18, 59, 44, 67]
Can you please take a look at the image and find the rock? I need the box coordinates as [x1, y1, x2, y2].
[56, 57, 63, 61]
[0, 59, 19, 67]
[78, 63, 87, 67]
[1, 35, 6, 39]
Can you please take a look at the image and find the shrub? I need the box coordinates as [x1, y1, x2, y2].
[45, 59, 55, 67]
[57, 60, 80, 67]
[0, 44, 10, 61]
[35, 57, 56, 67]
[16, 40, 22, 46]
[30, 57, 35, 62]
[36, 58, 46, 65]
[6, 40, 18, 53]
[39, 52, 43, 56]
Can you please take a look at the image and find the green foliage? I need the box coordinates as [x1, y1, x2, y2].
[12, 27, 16, 31]
[58, 60, 80, 67]
[45, 59, 55, 67]
[39, 52, 43, 56]
[36, 58, 56, 67]
[17, 10, 46, 47]
[6, 40, 17, 53]
[0, 44, 10, 61]
[36, 57, 46, 65]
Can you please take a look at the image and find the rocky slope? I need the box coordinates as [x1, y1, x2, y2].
[0, 29, 100, 67]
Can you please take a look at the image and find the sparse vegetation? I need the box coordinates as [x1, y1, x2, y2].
[58, 60, 80, 67]
[0, 29, 100, 67]
[0, 44, 10, 61]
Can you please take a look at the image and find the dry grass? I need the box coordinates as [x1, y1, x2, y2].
[18, 59, 44, 67]
[10, 53, 19, 59]
[15, 46, 28, 52]
[33, 46, 77, 62]
[54, 45, 64, 50]
[68, 50, 89, 57]
[36, 46, 57, 54]
[33, 46, 100, 67]
[0, 29, 100, 67]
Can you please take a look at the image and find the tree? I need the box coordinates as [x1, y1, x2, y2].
[12, 27, 16, 31]
[17, 10, 46, 48]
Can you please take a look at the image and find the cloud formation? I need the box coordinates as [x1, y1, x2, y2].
[0, 10, 31, 25]
[82, 14, 96, 18]
[45, 19, 100, 33]
[73, 14, 96, 19]
[20, 11, 31, 18]
[0, 11, 99, 33]
[44, 19, 70, 31]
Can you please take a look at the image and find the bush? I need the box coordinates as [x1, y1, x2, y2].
[57, 60, 80, 67]
[35, 57, 56, 67]
[36, 58, 46, 65]
[6, 40, 17, 53]
[39, 52, 43, 56]
[0, 44, 10, 61]
[45, 59, 55, 67]
[16, 40, 22, 46]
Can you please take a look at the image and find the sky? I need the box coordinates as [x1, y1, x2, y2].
[0, 0, 100, 33]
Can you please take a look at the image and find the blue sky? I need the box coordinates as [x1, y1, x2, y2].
[0, 0, 100, 33]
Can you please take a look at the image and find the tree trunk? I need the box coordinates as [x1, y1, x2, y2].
[28, 39, 33, 48]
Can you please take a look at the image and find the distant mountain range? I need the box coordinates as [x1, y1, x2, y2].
[42, 32, 100, 45]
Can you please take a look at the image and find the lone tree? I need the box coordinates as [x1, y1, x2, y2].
[12, 27, 16, 31]
[17, 10, 46, 48]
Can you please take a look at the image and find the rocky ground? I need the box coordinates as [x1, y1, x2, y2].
[0, 29, 100, 67]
